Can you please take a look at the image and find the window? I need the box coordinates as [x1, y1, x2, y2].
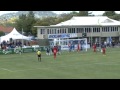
[77, 28, 79, 33]
[82, 28, 84, 33]
[64, 28, 66, 33]
[87, 28, 88, 32]
[40, 29, 42, 34]
[52, 29, 53, 34]
[41, 29, 45, 34]
[95, 28, 97, 32]
[117, 27, 118, 31]
[84, 28, 86, 33]
[50, 29, 51, 34]
[68, 28, 71, 33]
[93, 28, 95, 32]
[96, 28, 98, 32]
[55, 29, 56, 34]
[98, 28, 100, 32]
[114, 27, 116, 31]
[103, 27, 105, 32]
[59, 29, 61, 34]
[47, 29, 49, 34]
[113, 27, 114, 32]
[111, 27, 113, 32]
[102, 27, 104, 32]
[88, 28, 90, 33]
[62, 29, 64, 33]
[71, 28, 74, 33]
[106, 27, 108, 32]
[73, 28, 75, 33]
[61, 29, 62, 33]
[58, 29, 59, 34]
[70, 28, 72, 33]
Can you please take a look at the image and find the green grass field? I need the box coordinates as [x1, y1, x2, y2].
[0, 47, 120, 79]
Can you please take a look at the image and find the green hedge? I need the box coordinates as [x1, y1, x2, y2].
[0, 46, 48, 55]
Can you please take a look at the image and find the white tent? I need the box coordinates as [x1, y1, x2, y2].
[0, 28, 30, 43]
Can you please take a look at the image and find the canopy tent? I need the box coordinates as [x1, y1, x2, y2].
[0, 28, 30, 43]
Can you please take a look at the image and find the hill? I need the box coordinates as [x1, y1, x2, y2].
[0, 11, 58, 21]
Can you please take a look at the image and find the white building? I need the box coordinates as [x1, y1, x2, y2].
[34, 16, 120, 44]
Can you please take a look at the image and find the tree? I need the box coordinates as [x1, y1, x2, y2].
[109, 14, 120, 21]
[78, 11, 92, 16]
[25, 11, 36, 35]
[0, 31, 5, 36]
[15, 14, 27, 32]
[103, 11, 116, 16]
[102, 11, 120, 20]
[15, 11, 36, 36]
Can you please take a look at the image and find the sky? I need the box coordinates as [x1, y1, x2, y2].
[0, 11, 120, 16]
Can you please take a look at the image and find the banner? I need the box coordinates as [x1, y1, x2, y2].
[48, 33, 77, 39]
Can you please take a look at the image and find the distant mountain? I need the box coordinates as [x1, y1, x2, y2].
[0, 11, 58, 21]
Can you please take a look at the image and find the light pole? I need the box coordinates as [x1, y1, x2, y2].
[98, 18, 102, 48]
[119, 27, 120, 47]
[22, 28, 23, 47]
[90, 27, 93, 48]
[0, 36, 1, 44]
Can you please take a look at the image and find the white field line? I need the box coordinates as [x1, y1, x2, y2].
[0, 68, 14, 72]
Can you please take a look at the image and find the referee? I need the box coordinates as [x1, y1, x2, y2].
[37, 50, 41, 62]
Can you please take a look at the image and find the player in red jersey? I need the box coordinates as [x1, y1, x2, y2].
[77, 43, 80, 52]
[102, 45, 106, 55]
[93, 43, 97, 53]
[101, 44, 106, 55]
[53, 46, 58, 59]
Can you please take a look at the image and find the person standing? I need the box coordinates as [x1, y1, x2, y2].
[46, 47, 50, 55]
[58, 45, 61, 55]
[37, 50, 41, 62]
[68, 42, 71, 52]
[77, 43, 80, 52]
[53, 46, 57, 59]
[18, 46, 22, 55]
[93, 43, 97, 53]
[101, 43, 106, 56]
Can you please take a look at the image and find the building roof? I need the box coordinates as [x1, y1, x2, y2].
[34, 16, 120, 28]
[0, 26, 14, 33]
[51, 16, 120, 26]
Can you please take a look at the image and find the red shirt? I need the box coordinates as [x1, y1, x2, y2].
[77, 44, 80, 49]
[68, 43, 70, 47]
[93, 44, 96, 49]
[53, 47, 57, 53]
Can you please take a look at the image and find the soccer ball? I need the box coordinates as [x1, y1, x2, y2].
[97, 49, 99, 52]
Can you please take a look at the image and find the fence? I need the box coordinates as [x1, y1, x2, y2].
[0, 46, 48, 55]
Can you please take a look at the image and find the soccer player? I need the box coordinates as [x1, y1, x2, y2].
[101, 43, 106, 56]
[53, 46, 57, 59]
[93, 43, 97, 53]
[77, 43, 80, 52]
[46, 47, 50, 55]
[37, 50, 41, 61]
[72, 43, 75, 52]
[57, 45, 61, 55]
[18, 46, 22, 55]
[68, 42, 71, 52]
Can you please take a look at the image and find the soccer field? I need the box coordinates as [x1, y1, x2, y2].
[0, 48, 120, 79]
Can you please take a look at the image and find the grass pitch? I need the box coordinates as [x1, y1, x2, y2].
[0, 48, 120, 79]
